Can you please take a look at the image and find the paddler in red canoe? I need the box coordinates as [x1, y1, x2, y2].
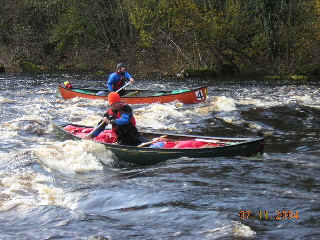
[106, 63, 135, 96]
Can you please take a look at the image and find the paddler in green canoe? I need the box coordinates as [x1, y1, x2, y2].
[85, 92, 142, 146]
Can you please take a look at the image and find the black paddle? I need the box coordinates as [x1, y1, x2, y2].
[115, 81, 131, 93]
[85, 120, 108, 139]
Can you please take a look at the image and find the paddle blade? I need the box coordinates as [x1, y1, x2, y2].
[88, 121, 107, 138]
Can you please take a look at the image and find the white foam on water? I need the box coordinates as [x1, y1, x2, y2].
[55, 99, 108, 122]
[135, 103, 188, 130]
[247, 121, 273, 131]
[194, 96, 237, 115]
[0, 152, 9, 165]
[232, 221, 256, 238]
[0, 123, 17, 139]
[211, 96, 237, 112]
[68, 97, 108, 107]
[237, 93, 320, 110]
[0, 97, 16, 103]
[194, 96, 242, 125]
[295, 95, 314, 105]
[1, 118, 50, 147]
[57, 105, 97, 119]
[41, 95, 107, 121]
[4, 117, 46, 131]
[202, 221, 256, 239]
[0, 171, 81, 212]
[34, 140, 113, 174]
[131, 96, 242, 130]
[73, 116, 106, 126]
[238, 98, 266, 107]
[238, 95, 286, 108]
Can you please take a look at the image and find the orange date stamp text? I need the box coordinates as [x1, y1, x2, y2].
[239, 209, 299, 221]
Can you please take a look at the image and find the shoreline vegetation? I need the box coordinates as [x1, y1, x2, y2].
[5, 60, 315, 83]
[1, 1, 320, 81]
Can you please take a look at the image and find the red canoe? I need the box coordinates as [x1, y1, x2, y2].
[58, 85, 208, 104]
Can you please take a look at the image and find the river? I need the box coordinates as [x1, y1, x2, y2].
[0, 73, 319, 239]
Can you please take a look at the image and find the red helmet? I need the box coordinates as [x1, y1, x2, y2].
[108, 92, 121, 105]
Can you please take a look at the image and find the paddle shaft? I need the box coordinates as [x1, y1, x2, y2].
[116, 81, 131, 93]
[138, 135, 168, 147]
[87, 120, 107, 138]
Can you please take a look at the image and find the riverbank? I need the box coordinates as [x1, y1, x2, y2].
[1, 57, 319, 83]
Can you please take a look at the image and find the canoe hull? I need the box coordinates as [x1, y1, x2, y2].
[53, 122, 264, 165]
[101, 140, 264, 165]
[58, 86, 208, 104]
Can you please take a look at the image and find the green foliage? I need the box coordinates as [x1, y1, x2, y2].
[0, 0, 319, 76]
[50, 3, 84, 52]
[20, 61, 42, 73]
[290, 75, 308, 80]
[184, 68, 216, 78]
[95, 70, 105, 76]
[264, 75, 281, 80]
[0, 63, 5, 73]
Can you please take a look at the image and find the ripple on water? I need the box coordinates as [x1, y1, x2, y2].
[0, 76, 320, 239]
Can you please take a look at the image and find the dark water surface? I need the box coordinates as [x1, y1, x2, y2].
[0, 74, 319, 240]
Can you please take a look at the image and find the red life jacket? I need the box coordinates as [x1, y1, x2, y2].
[114, 73, 125, 90]
[105, 102, 140, 146]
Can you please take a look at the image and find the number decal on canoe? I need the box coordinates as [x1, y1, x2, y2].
[195, 90, 205, 100]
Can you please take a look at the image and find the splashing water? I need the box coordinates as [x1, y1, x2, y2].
[35, 140, 114, 174]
